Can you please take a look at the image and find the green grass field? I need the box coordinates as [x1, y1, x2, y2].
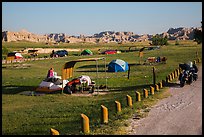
[2, 41, 202, 135]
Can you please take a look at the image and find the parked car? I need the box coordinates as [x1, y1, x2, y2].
[50, 50, 68, 57]
[101, 50, 117, 55]
[7, 52, 23, 59]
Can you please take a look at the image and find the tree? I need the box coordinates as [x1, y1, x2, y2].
[194, 28, 202, 44]
[152, 35, 168, 46]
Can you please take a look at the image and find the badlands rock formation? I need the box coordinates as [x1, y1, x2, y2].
[2, 27, 202, 44]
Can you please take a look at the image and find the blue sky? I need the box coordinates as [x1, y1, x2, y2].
[2, 2, 202, 36]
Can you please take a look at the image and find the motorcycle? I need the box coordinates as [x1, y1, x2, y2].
[179, 70, 193, 87]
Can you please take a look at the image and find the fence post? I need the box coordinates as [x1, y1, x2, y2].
[174, 70, 177, 78]
[155, 84, 159, 91]
[169, 74, 172, 81]
[159, 82, 162, 89]
[81, 113, 90, 134]
[101, 105, 108, 124]
[171, 72, 174, 80]
[126, 95, 133, 108]
[135, 91, 141, 101]
[153, 67, 156, 85]
[143, 89, 148, 98]
[150, 86, 154, 95]
[115, 101, 121, 113]
[50, 128, 60, 135]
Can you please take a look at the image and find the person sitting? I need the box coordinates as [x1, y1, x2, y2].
[47, 67, 54, 78]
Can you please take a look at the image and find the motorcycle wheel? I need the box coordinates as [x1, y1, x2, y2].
[194, 74, 198, 81]
[180, 81, 185, 87]
[188, 75, 193, 85]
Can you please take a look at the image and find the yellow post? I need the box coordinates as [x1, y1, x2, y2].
[169, 74, 172, 81]
[50, 128, 60, 135]
[143, 89, 148, 98]
[81, 113, 90, 134]
[135, 91, 141, 101]
[101, 105, 108, 124]
[150, 86, 154, 95]
[193, 60, 196, 65]
[115, 101, 121, 112]
[126, 95, 133, 108]
[155, 84, 159, 91]
[171, 72, 174, 80]
[159, 82, 162, 89]
[197, 58, 200, 63]
[174, 70, 177, 78]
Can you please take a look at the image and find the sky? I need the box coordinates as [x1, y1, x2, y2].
[2, 2, 202, 36]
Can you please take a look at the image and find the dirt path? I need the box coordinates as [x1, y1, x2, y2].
[126, 65, 202, 135]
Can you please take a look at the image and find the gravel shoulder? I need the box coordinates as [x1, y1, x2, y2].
[126, 65, 202, 135]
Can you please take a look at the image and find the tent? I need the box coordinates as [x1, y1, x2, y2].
[81, 49, 93, 55]
[36, 77, 69, 93]
[108, 59, 129, 72]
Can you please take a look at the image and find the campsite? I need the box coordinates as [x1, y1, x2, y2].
[2, 40, 202, 135]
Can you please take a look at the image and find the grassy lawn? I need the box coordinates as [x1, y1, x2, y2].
[2, 41, 202, 135]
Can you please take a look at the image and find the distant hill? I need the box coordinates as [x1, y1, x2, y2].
[2, 27, 202, 44]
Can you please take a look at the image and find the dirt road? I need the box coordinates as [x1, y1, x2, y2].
[126, 65, 202, 135]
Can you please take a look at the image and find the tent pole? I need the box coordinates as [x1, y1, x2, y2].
[104, 57, 107, 91]
[96, 60, 99, 94]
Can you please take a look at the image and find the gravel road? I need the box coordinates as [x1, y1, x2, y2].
[126, 65, 202, 135]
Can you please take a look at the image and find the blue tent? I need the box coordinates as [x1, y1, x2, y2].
[108, 59, 129, 72]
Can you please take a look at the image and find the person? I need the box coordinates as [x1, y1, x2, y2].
[47, 67, 54, 78]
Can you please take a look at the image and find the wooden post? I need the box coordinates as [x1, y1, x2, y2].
[150, 86, 154, 95]
[126, 95, 133, 108]
[127, 64, 130, 79]
[153, 67, 156, 85]
[115, 101, 121, 112]
[50, 128, 60, 135]
[135, 91, 141, 101]
[101, 105, 108, 124]
[155, 84, 159, 91]
[159, 82, 162, 89]
[174, 70, 177, 78]
[81, 113, 90, 134]
[171, 72, 174, 80]
[169, 74, 172, 81]
[143, 89, 148, 98]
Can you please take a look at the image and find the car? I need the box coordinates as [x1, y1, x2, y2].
[50, 50, 68, 57]
[101, 50, 117, 55]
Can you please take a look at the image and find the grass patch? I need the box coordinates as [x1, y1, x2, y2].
[2, 41, 202, 135]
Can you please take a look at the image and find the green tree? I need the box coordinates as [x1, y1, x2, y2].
[152, 35, 168, 46]
[194, 28, 202, 44]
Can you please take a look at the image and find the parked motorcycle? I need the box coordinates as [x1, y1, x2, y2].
[179, 70, 193, 87]
[179, 62, 198, 87]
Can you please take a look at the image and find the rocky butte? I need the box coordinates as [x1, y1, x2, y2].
[2, 27, 202, 44]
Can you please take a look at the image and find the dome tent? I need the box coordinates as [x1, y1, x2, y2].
[81, 49, 93, 55]
[108, 59, 129, 72]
